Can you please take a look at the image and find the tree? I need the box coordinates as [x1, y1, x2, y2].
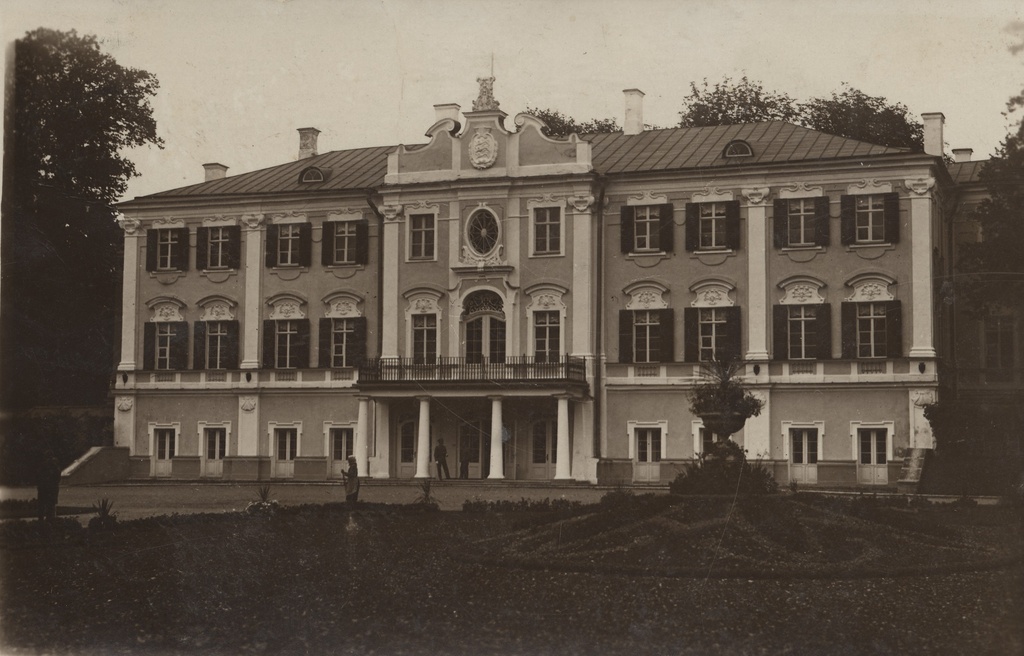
[800, 84, 923, 151]
[520, 107, 619, 138]
[678, 76, 799, 127]
[1, 28, 163, 415]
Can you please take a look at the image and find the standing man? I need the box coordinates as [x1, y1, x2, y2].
[340, 455, 360, 504]
[434, 438, 451, 480]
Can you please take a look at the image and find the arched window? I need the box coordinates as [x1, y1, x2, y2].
[462, 290, 505, 364]
[723, 140, 753, 158]
[299, 167, 325, 183]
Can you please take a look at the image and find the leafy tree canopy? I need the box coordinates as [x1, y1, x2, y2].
[520, 107, 619, 138]
[678, 76, 800, 127]
[800, 84, 923, 151]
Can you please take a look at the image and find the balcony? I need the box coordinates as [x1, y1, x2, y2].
[358, 356, 588, 389]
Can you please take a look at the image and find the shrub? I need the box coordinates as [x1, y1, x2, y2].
[0, 517, 84, 549]
[246, 485, 279, 516]
[687, 358, 764, 423]
[669, 439, 779, 495]
[462, 497, 583, 513]
[88, 498, 117, 530]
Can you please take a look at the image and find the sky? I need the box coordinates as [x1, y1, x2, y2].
[4, 0, 1024, 203]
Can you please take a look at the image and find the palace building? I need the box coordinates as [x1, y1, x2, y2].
[108, 80, 1003, 487]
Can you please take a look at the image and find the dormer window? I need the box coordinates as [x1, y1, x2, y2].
[299, 167, 325, 183]
[723, 140, 753, 158]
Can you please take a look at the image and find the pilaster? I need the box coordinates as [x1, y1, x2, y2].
[570, 194, 595, 357]
[742, 188, 770, 361]
[116, 215, 142, 370]
[905, 178, 937, 358]
[240, 214, 264, 368]
[381, 204, 403, 357]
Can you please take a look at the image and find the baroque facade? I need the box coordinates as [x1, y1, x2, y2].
[112, 81, 997, 487]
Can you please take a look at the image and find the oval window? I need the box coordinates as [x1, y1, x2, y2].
[467, 210, 499, 254]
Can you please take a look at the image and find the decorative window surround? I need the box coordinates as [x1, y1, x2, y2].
[778, 183, 824, 199]
[843, 274, 896, 302]
[323, 420, 357, 468]
[269, 421, 303, 463]
[627, 420, 668, 460]
[626, 190, 670, 206]
[689, 278, 736, 307]
[197, 295, 237, 322]
[404, 288, 444, 359]
[691, 419, 741, 457]
[846, 179, 893, 195]
[849, 421, 895, 462]
[200, 215, 240, 227]
[777, 276, 827, 305]
[146, 297, 187, 323]
[147, 422, 180, 475]
[198, 421, 232, 461]
[323, 292, 363, 319]
[781, 420, 825, 461]
[689, 186, 734, 203]
[266, 211, 310, 225]
[624, 281, 669, 310]
[266, 293, 307, 320]
[527, 196, 566, 257]
[525, 283, 567, 358]
[404, 201, 441, 262]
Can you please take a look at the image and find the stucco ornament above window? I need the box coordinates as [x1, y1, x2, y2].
[150, 301, 184, 322]
[624, 282, 669, 310]
[469, 128, 499, 169]
[778, 277, 827, 305]
[267, 294, 307, 320]
[689, 279, 736, 307]
[844, 274, 896, 302]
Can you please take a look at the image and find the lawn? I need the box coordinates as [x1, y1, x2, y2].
[1, 493, 1021, 655]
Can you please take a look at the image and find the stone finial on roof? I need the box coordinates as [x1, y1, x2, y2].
[473, 77, 500, 111]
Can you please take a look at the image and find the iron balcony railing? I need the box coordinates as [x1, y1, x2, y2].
[358, 355, 588, 384]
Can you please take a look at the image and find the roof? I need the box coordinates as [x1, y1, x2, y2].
[947, 159, 989, 185]
[130, 122, 914, 201]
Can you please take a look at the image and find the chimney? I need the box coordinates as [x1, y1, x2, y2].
[434, 103, 461, 124]
[921, 113, 944, 158]
[952, 148, 973, 163]
[297, 127, 321, 159]
[623, 88, 645, 136]
[203, 163, 228, 182]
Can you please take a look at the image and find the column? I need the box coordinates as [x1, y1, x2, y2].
[488, 396, 504, 479]
[381, 205, 402, 357]
[355, 396, 370, 476]
[415, 396, 431, 478]
[240, 214, 264, 368]
[742, 188, 770, 361]
[554, 396, 572, 480]
[905, 178, 937, 358]
[373, 399, 390, 479]
[116, 216, 141, 370]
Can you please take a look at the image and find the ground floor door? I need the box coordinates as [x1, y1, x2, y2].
[203, 427, 226, 477]
[633, 427, 662, 482]
[275, 428, 297, 478]
[790, 428, 818, 484]
[458, 421, 486, 479]
[857, 428, 888, 485]
[528, 420, 556, 479]
[154, 428, 175, 477]
[331, 427, 353, 478]
[397, 421, 417, 479]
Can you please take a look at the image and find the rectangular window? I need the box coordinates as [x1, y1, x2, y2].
[700, 427, 718, 454]
[278, 224, 301, 266]
[205, 427, 226, 460]
[859, 428, 887, 465]
[206, 227, 229, 269]
[276, 320, 298, 369]
[531, 422, 556, 464]
[534, 311, 560, 363]
[634, 206, 661, 252]
[699, 202, 728, 250]
[786, 199, 816, 247]
[857, 303, 887, 358]
[634, 310, 661, 364]
[156, 428, 176, 460]
[699, 308, 727, 362]
[205, 321, 229, 370]
[534, 207, 561, 255]
[276, 428, 298, 461]
[400, 423, 415, 463]
[331, 427, 354, 461]
[636, 427, 662, 463]
[788, 306, 817, 360]
[156, 323, 174, 370]
[409, 214, 435, 260]
[790, 428, 818, 465]
[412, 315, 437, 364]
[157, 230, 179, 271]
[984, 316, 1016, 381]
[855, 195, 885, 243]
[332, 222, 358, 265]
[331, 318, 354, 368]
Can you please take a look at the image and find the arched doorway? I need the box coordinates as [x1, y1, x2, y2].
[462, 290, 506, 363]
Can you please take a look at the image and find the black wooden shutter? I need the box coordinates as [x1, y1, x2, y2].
[145, 230, 158, 271]
[772, 305, 788, 360]
[196, 228, 209, 270]
[885, 300, 903, 358]
[170, 322, 189, 370]
[684, 203, 699, 252]
[265, 225, 278, 267]
[263, 320, 276, 368]
[683, 308, 699, 362]
[840, 302, 857, 359]
[814, 196, 831, 247]
[618, 311, 633, 363]
[318, 318, 332, 368]
[355, 219, 369, 265]
[143, 323, 156, 369]
[814, 304, 833, 360]
[351, 317, 368, 367]
[620, 207, 635, 254]
[772, 199, 788, 249]
[172, 228, 190, 271]
[658, 309, 675, 363]
[298, 223, 312, 267]
[321, 221, 337, 266]
[658, 203, 674, 253]
[883, 192, 900, 244]
[295, 319, 311, 368]
[193, 321, 207, 369]
[724, 201, 741, 251]
[225, 321, 240, 369]
[225, 226, 241, 269]
[840, 196, 856, 245]
[723, 307, 742, 361]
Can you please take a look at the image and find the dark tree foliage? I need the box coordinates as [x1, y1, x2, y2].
[800, 84, 924, 151]
[955, 88, 1024, 311]
[521, 107, 619, 138]
[677, 76, 800, 127]
[2, 28, 162, 414]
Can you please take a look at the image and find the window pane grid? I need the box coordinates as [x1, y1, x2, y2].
[276, 320, 297, 368]
[787, 199, 815, 246]
[633, 310, 661, 363]
[699, 203, 727, 249]
[857, 304, 886, 358]
[855, 195, 885, 243]
[276, 428, 297, 461]
[278, 225, 300, 265]
[634, 206, 659, 251]
[208, 227, 228, 269]
[332, 428, 353, 460]
[413, 315, 437, 364]
[788, 306, 816, 360]
[157, 230, 177, 270]
[206, 428, 226, 460]
[534, 311, 560, 362]
[410, 215, 435, 259]
[534, 208, 561, 254]
[156, 323, 173, 370]
[331, 318, 353, 368]
[333, 223, 356, 264]
[699, 308, 725, 362]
